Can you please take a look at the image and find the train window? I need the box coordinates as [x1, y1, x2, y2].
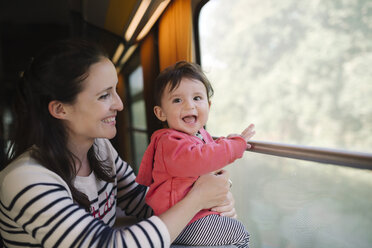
[132, 131, 148, 171]
[198, 1, 372, 247]
[129, 67, 147, 130]
[127, 66, 148, 170]
[198, 0, 371, 153]
[228, 153, 372, 248]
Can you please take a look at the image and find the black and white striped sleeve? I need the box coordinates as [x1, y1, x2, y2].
[0, 158, 170, 247]
[114, 154, 153, 219]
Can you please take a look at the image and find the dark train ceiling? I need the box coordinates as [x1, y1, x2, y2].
[0, 0, 169, 108]
[0, 0, 73, 107]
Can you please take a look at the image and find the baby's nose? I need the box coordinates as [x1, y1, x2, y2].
[184, 99, 195, 109]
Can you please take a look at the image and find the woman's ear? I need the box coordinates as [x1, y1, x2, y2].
[48, 100, 67, 120]
[153, 106, 167, 122]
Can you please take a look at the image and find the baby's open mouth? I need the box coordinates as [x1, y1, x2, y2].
[182, 115, 196, 123]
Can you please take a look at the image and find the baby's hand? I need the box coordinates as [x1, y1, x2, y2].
[240, 124, 255, 142]
[227, 124, 255, 148]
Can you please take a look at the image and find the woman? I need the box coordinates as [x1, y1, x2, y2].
[0, 39, 234, 247]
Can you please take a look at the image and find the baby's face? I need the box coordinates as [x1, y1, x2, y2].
[155, 78, 211, 135]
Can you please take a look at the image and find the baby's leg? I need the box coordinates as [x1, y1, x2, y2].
[173, 215, 249, 247]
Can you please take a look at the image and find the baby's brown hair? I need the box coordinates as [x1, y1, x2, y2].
[154, 61, 214, 107]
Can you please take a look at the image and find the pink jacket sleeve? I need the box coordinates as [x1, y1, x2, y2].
[157, 132, 247, 177]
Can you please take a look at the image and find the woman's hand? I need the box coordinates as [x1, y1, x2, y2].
[159, 170, 230, 242]
[188, 170, 230, 211]
[212, 190, 237, 218]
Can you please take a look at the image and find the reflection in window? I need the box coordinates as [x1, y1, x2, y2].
[198, 1, 372, 248]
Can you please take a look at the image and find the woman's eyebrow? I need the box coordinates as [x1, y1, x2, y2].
[96, 86, 112, 96]
[96, 82, 118, 95]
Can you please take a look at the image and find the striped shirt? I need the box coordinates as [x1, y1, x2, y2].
[0, 138, 170, 247]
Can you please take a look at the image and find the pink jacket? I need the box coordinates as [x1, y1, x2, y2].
[136, 128, 247, 224]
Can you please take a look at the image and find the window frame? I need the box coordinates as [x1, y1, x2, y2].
[116, 47, 149, 169]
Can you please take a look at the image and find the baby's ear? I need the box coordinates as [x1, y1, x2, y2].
[153, 106, 167, 122]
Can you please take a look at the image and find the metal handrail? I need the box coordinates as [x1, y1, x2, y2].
[246, 140, 372, 170]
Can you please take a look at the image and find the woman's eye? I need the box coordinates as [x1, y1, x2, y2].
[99, 93, 110, 99]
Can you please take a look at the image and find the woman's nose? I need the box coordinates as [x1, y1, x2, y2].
[113, 92, 124, 111]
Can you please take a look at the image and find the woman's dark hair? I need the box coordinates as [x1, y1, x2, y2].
[154, 61, 214, 107]
[6, 39, 114, 210]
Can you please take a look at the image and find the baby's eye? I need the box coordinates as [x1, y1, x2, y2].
[194, 96, 202, 101]
[172, 98, 181, 103]
[99, 93, 110, 100]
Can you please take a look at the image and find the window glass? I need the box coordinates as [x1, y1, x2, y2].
[128, 66, 147, 129]
[229, 154, 372, 248]
[199, 0, 372, 153]
[132, 131, 148, 172]
[198, 1, 372, 247]
[129, 66, 144, 96]
[127, 65, 148, 169]
[131, 100, 147, 129]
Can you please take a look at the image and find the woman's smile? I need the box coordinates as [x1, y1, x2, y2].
[102, 116, 116, 125]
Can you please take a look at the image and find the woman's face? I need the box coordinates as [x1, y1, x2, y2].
[63, 58, 123, 146]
